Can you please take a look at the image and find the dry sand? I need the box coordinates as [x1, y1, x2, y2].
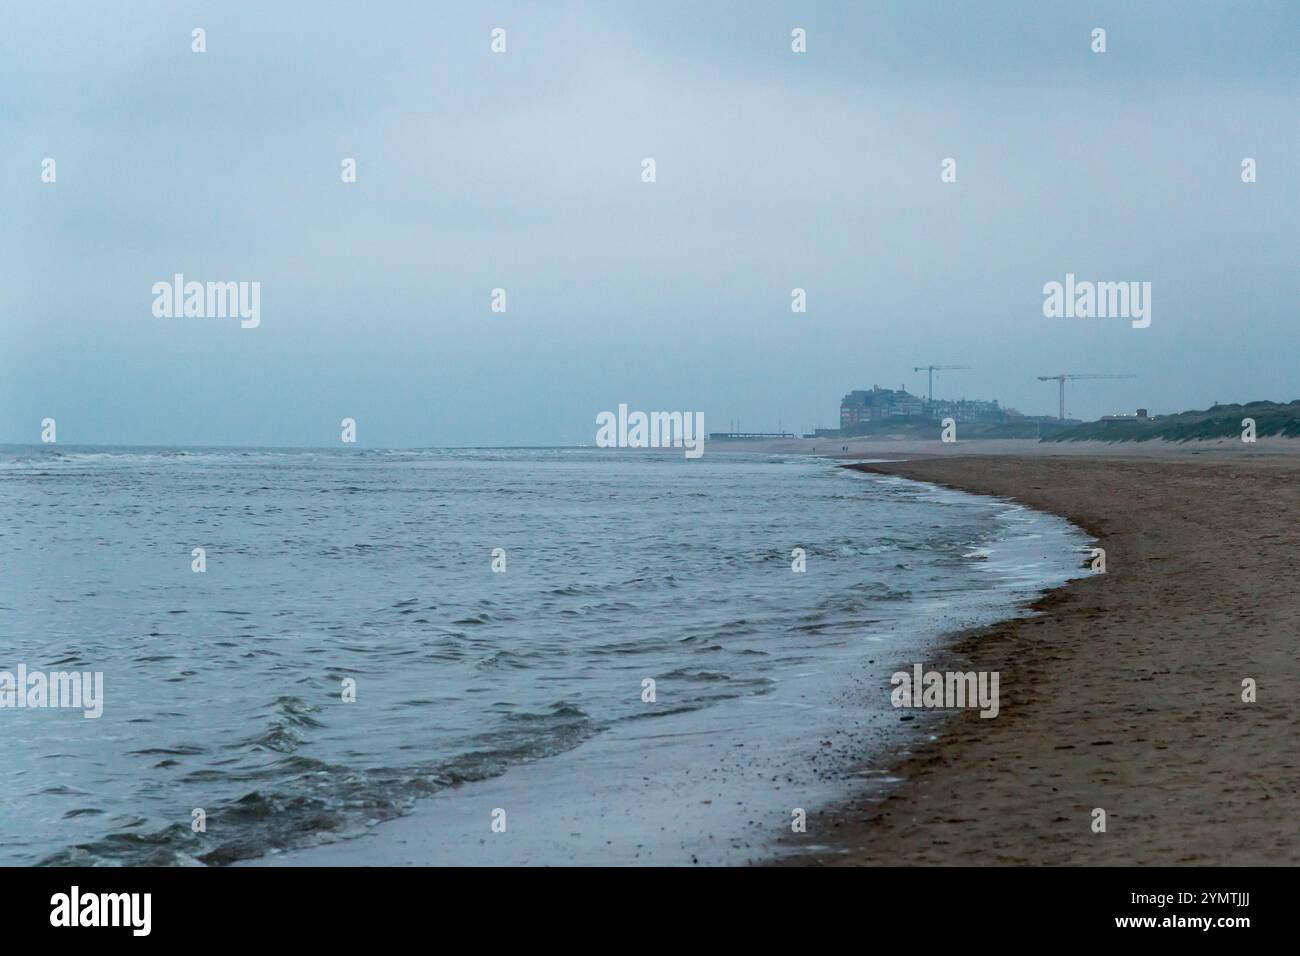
[780, 443, 1300, 865]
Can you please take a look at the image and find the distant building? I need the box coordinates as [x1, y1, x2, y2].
[838, 385, 1010, 434]
[839, 386, 925, 431]
[1100, 407, 1155, 426]
[927, 397, 1006, 424]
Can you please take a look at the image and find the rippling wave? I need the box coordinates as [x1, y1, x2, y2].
[0, 446, 1081, 865]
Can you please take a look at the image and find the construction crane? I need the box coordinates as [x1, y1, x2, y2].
[1037, 373, 1137, 421]
[912, 365, 971, 403]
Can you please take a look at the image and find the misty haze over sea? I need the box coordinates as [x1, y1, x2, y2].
[2, 0, 1293, 886]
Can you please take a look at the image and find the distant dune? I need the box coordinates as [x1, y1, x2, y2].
[1047, 400, 1300, 442]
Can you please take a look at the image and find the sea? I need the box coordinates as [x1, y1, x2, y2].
[0, 446, 1091, 865]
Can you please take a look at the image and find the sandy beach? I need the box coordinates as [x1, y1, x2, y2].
[242, 439, 1299, 867]
[778, 441, 1300, 865]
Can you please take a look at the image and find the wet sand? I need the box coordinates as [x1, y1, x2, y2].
[780, 447, 1300, 865]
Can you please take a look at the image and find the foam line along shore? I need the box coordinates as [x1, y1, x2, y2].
[777, 451, 1300, 866]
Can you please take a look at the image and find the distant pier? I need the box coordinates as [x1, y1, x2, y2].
[708, 432, 797, 441]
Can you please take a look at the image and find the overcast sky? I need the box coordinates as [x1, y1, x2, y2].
[2, 1, 1297, 446]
